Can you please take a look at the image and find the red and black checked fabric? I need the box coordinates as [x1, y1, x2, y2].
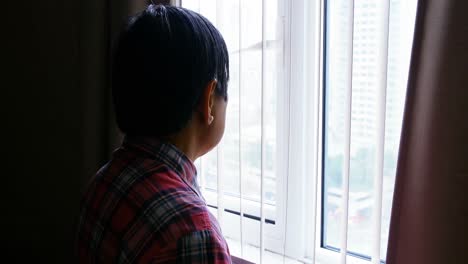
[76, 137, 232, 263]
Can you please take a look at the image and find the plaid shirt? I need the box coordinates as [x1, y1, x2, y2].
[77, 137, 232, 263]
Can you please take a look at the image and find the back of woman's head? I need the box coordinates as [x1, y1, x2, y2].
[112, 4, 229, 137]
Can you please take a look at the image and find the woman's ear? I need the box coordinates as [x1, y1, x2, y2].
[198, 79, 218, 125]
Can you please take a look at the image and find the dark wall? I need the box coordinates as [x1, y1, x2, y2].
[3, 1, 125, 262]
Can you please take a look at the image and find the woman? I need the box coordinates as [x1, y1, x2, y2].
[76, 4, 231, 263]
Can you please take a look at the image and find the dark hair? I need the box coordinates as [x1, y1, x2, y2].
[112, 5, 229, 137]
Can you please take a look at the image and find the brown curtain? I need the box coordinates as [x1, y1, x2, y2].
[387, 1, 468, 263]
[80, 0, 130, 182]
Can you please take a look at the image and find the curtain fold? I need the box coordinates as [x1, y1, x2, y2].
[387, 0, 468, 263]
[80, 0, 178, 183]
[80, 0, 128, 182]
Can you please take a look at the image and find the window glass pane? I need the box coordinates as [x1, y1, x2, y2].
[180, 0, 200, 13]
[323, 0, 418, 259]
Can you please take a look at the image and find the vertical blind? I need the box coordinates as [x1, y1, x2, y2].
[179, 0, 417, 263]
[337, 1, 392, 263]
[324, 0, 417, 263]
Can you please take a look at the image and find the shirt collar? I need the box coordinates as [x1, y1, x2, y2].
[122, 136, 199, 190]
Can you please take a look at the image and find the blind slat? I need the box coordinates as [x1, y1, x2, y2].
[339, 1, 355, 263]
[199, 158, 205, 193]
[371, 1, 391, 263]
[215, 0, 225, 232]
[217, 145, 225, 228]
[259, 0, 267, 262]
[238, 0, 245, 257]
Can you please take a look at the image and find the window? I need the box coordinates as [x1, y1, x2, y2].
[322, 0, 417, 262]
[182, 1, 288, 262]
[181, 0, 417, 263]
